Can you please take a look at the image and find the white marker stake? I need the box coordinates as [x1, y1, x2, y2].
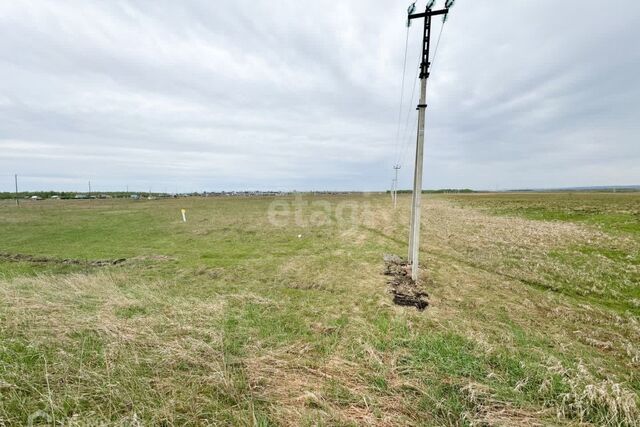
[181, 209, 187, 222]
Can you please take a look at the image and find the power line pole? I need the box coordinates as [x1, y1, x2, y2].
[393, 164, 401, 209]
[14, 174, 19, 207]
[391, 180, 395, 202]
[88, 180, 91, 196]
[407, 1, 451, 281]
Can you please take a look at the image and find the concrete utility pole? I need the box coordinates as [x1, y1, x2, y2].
[391, 180, 395, 202]
[393, 164, 401, 209]
[14, 174, 19, 207]
[407, 1, 452, 281]
[88, 180, 92, 196]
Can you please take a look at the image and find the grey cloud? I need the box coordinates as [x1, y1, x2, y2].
[1, 0, 639, 192]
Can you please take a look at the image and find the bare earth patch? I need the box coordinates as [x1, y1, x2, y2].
[383, 254, 429, 310]
[0, 252, 176, 268]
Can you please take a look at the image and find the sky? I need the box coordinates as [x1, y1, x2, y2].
[1, 0, 639, 192]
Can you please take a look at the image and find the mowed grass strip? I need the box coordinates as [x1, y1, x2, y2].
[0, 194, 638, 425]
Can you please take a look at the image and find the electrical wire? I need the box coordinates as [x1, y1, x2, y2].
[392, 25, 411, 168]
[396, 65, 420, 167]
[397, 19, 447, 169]
[430, 20, 446, 74]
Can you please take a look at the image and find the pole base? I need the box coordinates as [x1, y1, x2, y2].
[383, 254, 429, 311]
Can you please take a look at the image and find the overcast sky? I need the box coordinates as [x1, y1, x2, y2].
[1, 1, 639, 192]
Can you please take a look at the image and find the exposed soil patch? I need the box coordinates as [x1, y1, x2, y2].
[0, 252, 127, 267]
[0, 252, 177, 268]
[383, 254, 429, 310]
[129, 254, 176, 262]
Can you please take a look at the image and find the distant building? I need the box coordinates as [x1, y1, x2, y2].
[130, 194, 140, 200]
[30, 195, 42, 200]
[51, 195, 60, 199]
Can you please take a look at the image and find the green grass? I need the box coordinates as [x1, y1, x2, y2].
[0, 194, 638, 425]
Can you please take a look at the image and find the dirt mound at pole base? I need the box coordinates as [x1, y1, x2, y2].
[383, 254, 429, 311]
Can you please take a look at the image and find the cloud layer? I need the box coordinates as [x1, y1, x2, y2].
[1, 0, 639, 192]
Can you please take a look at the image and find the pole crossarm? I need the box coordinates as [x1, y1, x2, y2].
[411, 6, 444, 80]
[408, 8, 448, 20]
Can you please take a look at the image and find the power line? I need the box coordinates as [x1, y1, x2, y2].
[396, 14, 449, 176]
[430, 19, 447, 74]
[397, 65, 421, 167]
[399, 113, 420, 170]
[392, 25, 412, 164]
[390, 2, 420, 193]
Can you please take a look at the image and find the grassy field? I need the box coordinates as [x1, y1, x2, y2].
[0, 193, 638, 426]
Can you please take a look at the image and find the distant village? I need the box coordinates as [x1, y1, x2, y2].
[3, 187, 635, 202]
[0, 190, 362, 201]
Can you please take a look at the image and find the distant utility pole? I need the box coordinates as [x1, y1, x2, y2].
[391, 180, 395, 202]
[407, 0, 453, 281]
[14, 174, 19, 207]
[393, 164, 401, 209]
[88, 180, 92, 195]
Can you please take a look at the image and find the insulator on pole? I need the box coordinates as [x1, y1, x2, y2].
[426, 0, 435, 10]
[443, 0, 454, 22]
[407, 2, 416, 27]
